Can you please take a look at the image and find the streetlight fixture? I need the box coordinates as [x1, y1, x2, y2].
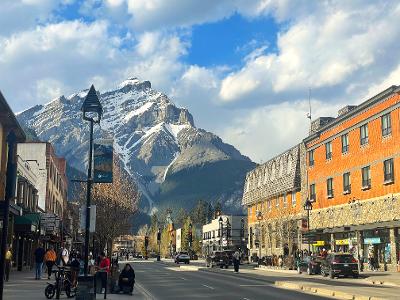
[256, 210, 263, 261]
[303, 199, 313, 253]
[81, 85, 103, 276]
[218, 216, 223, 251]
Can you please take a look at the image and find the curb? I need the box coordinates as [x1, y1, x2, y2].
[275, 281, 386, 300]
[179, 265, 201, 271]
[365, 279, 400, 287]
[257, 266, 298, 274]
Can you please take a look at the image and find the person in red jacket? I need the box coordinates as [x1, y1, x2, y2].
[97, 252, 110, 293]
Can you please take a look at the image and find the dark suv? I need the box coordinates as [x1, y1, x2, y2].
[206, 251, 229, 268]
[320, 253, 359, 278]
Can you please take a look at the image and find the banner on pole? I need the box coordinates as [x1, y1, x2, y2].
[89, 205, 96, 233]
[93, 139, 113, 183]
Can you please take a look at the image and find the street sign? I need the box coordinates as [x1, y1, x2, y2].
[93, 139, 113, 183]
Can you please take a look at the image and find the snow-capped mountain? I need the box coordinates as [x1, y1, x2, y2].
[17, 78, 255, 214]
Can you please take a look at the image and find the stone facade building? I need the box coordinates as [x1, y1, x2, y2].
[242, 144, 306, 257]
[304, 85, 400, 270]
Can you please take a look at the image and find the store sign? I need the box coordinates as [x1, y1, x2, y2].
[364, 237, 381, 244]
[335, 239, 349, 245]
[93, 139, 113, 183]
[312, 241, 325, 246]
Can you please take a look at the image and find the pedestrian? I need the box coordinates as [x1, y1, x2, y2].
[233, 251, 240, 273]
[97, 251, 110, 293]
[34, 244, 46, 280]
[118, 263, 135, 295]
[5, 246, 12, 282]
[44, 246, 57, 279]
[61, 244, 70, 266]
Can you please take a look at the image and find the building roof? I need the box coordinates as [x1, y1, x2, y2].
[304, 85, 400, 143]
[242, 144, 301, 206]
[0, 91, 26, 142]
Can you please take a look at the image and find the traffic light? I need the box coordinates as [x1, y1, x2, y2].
[188, 223, 193, 245]
[157, 228, 161, 242]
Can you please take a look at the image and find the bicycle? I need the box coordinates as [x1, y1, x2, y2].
[44, 265, 76, 299]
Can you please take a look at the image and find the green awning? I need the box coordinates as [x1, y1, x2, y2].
[15, 213, 40, 226]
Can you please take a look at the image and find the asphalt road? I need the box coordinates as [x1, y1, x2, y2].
[130, 261, 331, 300]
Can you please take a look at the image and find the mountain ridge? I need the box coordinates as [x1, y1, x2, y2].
[17, 77, 255, 214]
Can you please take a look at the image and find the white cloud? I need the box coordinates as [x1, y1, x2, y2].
[219, 1, 400, 104]
[219, 100, 343, 162]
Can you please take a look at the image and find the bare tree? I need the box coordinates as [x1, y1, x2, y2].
[79, 159, 139, 254]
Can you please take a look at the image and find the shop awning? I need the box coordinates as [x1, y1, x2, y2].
[15, 213, 40, 226]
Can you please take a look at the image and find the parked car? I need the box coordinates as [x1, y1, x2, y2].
[206, 251, 229, 268]
[320, 253, 359, 278]
[223, 250, 235, 265]
[297, 256, 322, 275]
[175, 252, 190, 264]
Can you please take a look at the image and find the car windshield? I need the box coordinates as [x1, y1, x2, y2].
[180, 252, 188, 255]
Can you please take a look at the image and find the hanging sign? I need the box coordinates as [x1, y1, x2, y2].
[93, 139, 113, 183]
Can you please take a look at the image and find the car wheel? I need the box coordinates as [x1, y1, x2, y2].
[307, 267, 312, 275]
[297, 266, 302, 274]
[225, 265, 228, 269]
[329, 270, 334, 279]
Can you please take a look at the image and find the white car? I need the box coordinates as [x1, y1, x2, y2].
[175, 252, 190, 264]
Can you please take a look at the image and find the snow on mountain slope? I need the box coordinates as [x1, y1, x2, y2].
[17, 77, 255, 213]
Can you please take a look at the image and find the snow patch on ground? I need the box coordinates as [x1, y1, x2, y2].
[163, 123, 190, 141]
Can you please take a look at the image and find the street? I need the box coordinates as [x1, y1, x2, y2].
[5, 259, 400, 299]
[133, 261, 329, 300]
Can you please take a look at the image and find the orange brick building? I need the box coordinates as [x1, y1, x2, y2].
[304, 85, 400, 270]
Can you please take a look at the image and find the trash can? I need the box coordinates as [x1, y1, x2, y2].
[76, 275, 95, 300]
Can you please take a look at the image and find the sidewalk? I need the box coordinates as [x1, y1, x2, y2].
[4, 269, 146, 299]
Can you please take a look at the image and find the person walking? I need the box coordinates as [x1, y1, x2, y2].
[233, 251, 240, 273]
[34, 244, 46, 280]
[44, 246, 57, 279]
[60, 244, 70, 266]
[5, 246, 12, 282]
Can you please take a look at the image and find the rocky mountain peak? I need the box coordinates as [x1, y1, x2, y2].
[17, 77, 254, 215]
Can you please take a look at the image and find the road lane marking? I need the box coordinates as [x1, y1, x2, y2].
[180, 277, 187, 280]
[243, 298, 251, 300]
[202, 284, 215, 290]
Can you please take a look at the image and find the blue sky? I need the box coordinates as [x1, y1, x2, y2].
[1, 1, 400, 162]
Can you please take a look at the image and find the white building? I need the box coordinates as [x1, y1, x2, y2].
[176, 228, 182, 252]
[202, 215, 248, 255]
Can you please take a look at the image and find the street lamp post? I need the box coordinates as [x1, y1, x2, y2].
[157, 227, 161, 261]
[81, 85, 103, 276]
[219, 217, 223, 251]
[188, 223, 193, 253]
[303, 199, 313, 253]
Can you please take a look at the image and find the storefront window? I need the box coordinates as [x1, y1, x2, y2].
[362, 229, 391, 265]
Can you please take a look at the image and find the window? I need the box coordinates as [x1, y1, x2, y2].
[362, 166, 371, 189]
[267, 199, 271, 211]
[341, 133, 349, 153]
[275, 197, 279, 207]
[343, 172, 351, 194]
[327, 178, 334, 198]
[384, 158, 394, 183]
[381, 113, 392, 137]
[360, 124, 369, 145]
[308, 150, 314, 167]
[325, 142, 332, 160]
[283, 193, 287, 208]
[309, 184, 316, 201]
[291, 191, 296, 207]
